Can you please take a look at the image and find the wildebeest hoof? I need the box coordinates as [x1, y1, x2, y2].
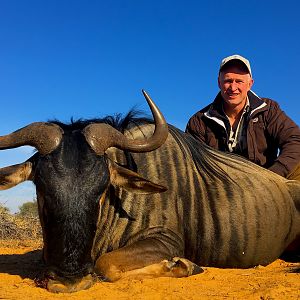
[162, 257, 204, 277]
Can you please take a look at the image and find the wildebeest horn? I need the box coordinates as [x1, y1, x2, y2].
[83, 90, 168, 154]
[0, 122, 63, 155]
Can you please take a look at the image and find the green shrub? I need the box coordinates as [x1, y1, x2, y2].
[18, 200, 38, 218]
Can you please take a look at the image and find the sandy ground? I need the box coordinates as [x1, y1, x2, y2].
[0, 240, 299, 300]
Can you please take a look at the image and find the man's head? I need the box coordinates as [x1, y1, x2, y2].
[218, 54, 254, 110]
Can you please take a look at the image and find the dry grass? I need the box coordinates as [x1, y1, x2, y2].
[0, 205, 42, 240]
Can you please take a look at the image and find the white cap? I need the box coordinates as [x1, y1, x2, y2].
[219, 54, 252, 77]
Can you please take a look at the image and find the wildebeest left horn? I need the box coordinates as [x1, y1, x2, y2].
[83, 90, 168, 154]
[0, 122, 63, 155]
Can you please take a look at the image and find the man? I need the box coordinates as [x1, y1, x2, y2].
[185, 54, 300, 180]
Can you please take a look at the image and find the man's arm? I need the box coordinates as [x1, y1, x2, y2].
[265, 100, 300, 177]
[185, 114, 207, 143]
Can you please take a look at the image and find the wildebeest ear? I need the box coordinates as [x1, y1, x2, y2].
[0, 162, 33, 190]
[109, 160, 167, 194]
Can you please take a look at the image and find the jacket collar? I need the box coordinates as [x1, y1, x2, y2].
[207, 90, 267, 119]
[247, 91, 267, 116]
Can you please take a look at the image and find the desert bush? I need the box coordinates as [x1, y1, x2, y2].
[0, 203, 41, 240]
[18, 200, 38, 218]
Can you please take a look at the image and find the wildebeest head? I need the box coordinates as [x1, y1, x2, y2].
[0, 91, 168, 292]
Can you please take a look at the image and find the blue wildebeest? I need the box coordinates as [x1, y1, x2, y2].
[0, 91, 299, 293]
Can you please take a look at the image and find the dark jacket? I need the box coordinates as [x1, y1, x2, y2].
[185, 91, 300, 178]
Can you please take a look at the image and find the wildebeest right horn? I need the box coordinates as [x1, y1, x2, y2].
[83, 90, 169, 154]
[0, 122, 63, 155]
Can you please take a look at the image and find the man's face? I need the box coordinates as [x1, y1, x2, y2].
[218, 66, 254, 109]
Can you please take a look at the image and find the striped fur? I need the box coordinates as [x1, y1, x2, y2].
[94, 123, 300, 268]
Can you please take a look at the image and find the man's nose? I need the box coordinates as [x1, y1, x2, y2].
[229, 81, 238, 90]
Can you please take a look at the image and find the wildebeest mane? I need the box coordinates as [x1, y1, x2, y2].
[168, 125, 239, 184]
[49, 109, 153, 133]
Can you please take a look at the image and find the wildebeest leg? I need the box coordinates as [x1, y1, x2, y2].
[98, 257, 203, 282]
[281, 234, 300, 263]
[95, 239, 203, 282]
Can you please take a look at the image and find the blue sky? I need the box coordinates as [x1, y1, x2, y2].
[0, 0, 299, 212]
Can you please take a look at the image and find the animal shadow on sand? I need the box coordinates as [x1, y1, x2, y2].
[281, 252, 300, 273]
[0, 249, 45, 280]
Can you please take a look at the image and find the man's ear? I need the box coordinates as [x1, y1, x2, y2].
[218, 76, 221, 89]
[249, 78, 254, 90]
[0, 162, 33, 190]
[109, 160, 167, 194]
